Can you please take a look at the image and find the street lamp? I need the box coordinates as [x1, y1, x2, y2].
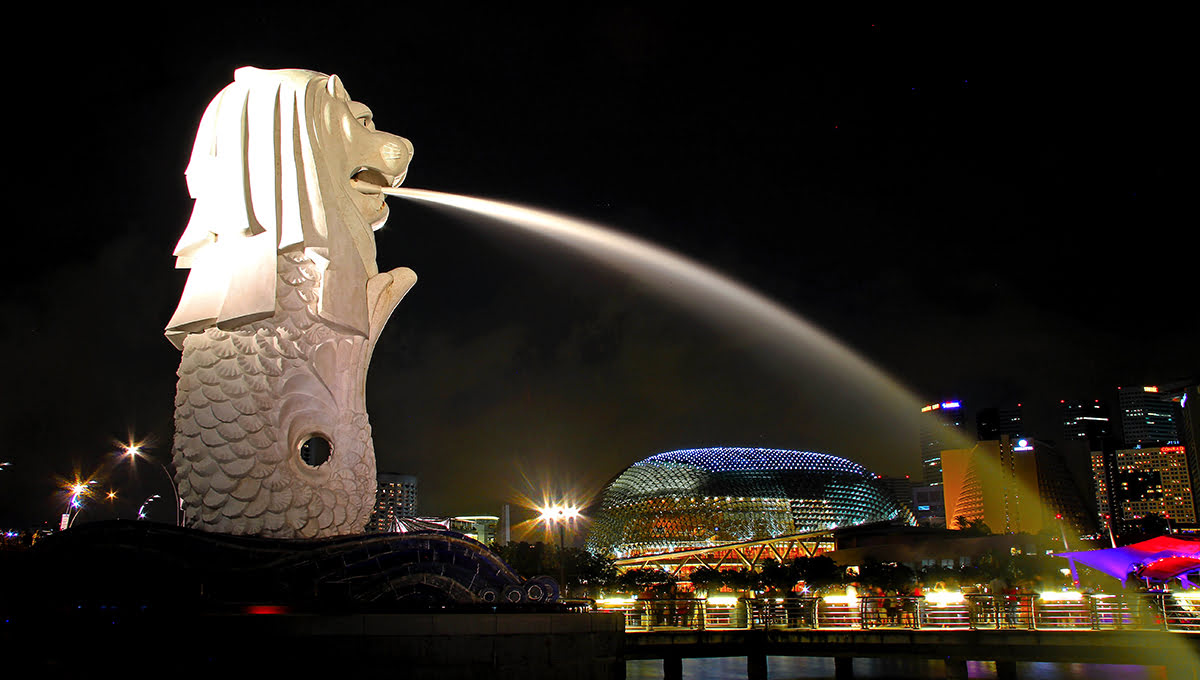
[138, 494, 162, 520]
[122, 443, 181, 527]
[65, 480, 97, 528]
[538, 503, 581, 596]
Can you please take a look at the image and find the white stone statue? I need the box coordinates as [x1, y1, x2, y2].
[165, 67, 416, 537]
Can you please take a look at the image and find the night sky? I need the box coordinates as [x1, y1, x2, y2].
[1, 11, 1194, 531]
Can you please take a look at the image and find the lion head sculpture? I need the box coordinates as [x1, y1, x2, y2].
[166, 67, 417, 538]
[166, 66, 414, 345]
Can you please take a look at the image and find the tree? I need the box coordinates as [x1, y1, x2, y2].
[616, 567, 676, 595]
[760, 558, 798, 594]
[794, 555, 846, 593]
[490, 541, 551, 578]
[563, 548, 618, 597]
[955, 515, 992, 536]
[918, 564, 961, 590]
[857, 558, 916, 592]
[687, 566, 725, 595]
[488, 542, 617, 596]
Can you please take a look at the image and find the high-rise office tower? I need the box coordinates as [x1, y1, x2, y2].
[1118, 385, 1180, 447]
[919, 400, 968, 486]
[366, 472, 419, 532]
[1164, 381, 1200, 520]
[1061, 399, 1111, 447]
[940, 435, 1042, 535]
[1092, 449, 1114, 535]
[1036, 443, 1095, 537]
[977, 404, 1024, 441]
[1110, 445, 1197, 531]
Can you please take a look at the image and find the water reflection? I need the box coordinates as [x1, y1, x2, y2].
[626, 657, 1165, 679]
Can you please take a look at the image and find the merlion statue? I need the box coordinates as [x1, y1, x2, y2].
[165, 67, 415, 537]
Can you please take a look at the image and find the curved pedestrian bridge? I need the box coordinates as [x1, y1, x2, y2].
[605, 594, 1200, 679]
[625, 627, 1200, 680]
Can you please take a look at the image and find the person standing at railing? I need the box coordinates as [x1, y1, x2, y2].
[1003, 583, 1020, 627]
[884, 589, 901, 625]
[904, 584, 922, 628]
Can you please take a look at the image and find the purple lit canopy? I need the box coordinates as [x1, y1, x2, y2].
[1056, 537, 1200, 584]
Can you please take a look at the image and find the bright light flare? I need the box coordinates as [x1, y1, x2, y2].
[538, 504, 582, 523]
[823, 594, 859, 606]
[706, 595, 740, 607]
[925, 591, 966, 607]
[1038, 591, 1083, 602]
[59, 473, 99, 506]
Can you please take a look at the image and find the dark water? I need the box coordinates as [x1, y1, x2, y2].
[626, 656, 1167, 679]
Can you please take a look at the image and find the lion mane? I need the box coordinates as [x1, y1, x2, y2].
[166, 67, 399, 348]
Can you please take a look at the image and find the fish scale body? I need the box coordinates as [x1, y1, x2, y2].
[173, 252, 376, 538]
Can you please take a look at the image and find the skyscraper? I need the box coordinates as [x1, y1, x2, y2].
[977, 404, 1024, 441]
[366, 472, 418, 532]
[1092, 449, 1114, 537]
[1036, 443, 1095, 537]
[940, 435, 1042, 535]
[1061, 399, 1111, 447]
[919, 400, 968, 485]
[1118, 385, 1180, 447]
[1110, 445, 1196, 531]
[1165, 381, 1200, 520]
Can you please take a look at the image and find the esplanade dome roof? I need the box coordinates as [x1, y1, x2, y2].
[586, 447, 914, 558]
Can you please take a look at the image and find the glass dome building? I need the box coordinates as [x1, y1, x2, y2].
[586, 447, 915, 558]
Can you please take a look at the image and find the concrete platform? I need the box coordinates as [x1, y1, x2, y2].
[626, 627, 1200, 679]
[5, 611, 626, 680]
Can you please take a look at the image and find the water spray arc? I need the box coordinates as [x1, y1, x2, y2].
[380, 186, 923, 416]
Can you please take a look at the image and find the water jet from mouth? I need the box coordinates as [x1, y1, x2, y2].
[381, 186, 935, 462]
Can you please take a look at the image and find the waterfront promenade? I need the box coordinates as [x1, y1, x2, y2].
[601, 593, 1200, 679]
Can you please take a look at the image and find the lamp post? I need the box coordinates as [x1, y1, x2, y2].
[1056, 513, 1079, 587]
[123, 444, 181, 527]
[66, 481, 96, 528]
[538, 503, 581, 597]
[138, 494, 162, 520]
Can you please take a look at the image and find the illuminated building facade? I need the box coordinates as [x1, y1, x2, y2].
[919, 400, 968, 485]
[1092, 449, 1114, 533]
[1167, 382, 1200, 518]
[941, 436, 1043, 534]
[1118, 385, 1180, 447]
[586, 447, 915, 559]
[912, 483, 946, 527]
[366, 472, 418, 532]
[454, 515, 499, 544]
[1112, 446, 1196, 527]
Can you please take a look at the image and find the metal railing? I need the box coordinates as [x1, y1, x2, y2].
[593, 592, 1200, 633]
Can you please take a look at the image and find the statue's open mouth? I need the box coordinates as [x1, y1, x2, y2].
[350, 166, 405, 195]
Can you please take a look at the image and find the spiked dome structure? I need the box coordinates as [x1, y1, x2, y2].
[587, 447, 914, 559]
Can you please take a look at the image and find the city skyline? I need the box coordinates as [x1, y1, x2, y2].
[1, 12, 1195, 527]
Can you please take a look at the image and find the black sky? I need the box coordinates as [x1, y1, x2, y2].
[1, 10, 1195, 529]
